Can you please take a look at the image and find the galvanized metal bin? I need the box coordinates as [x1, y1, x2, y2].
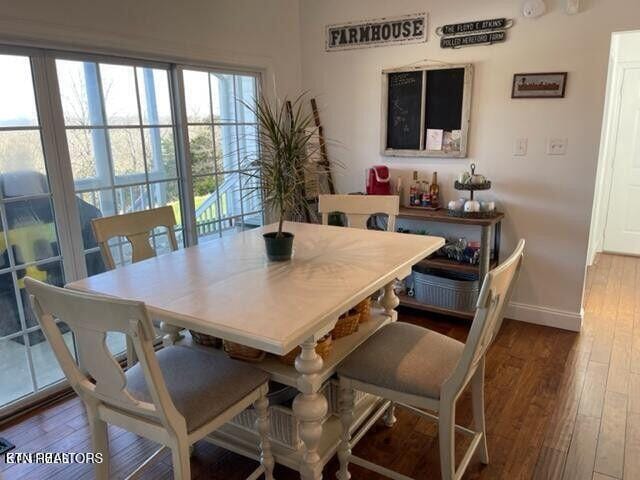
[412, 265, 479, 312]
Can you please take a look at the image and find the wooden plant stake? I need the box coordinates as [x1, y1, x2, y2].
[310, 98, 335, 195]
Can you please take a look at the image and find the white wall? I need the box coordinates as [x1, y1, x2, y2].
[0, 0, 302, 99]
[300, 0, 640, 330]
[588, 30, 640, 265]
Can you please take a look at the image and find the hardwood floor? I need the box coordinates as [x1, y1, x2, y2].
[0, 253, 638, 479]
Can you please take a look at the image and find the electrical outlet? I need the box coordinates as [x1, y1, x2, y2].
[514, 138, 528, 156]
[547, 138, 567, 155]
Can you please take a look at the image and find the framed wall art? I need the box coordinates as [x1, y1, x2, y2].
[512, 72, 567, 98]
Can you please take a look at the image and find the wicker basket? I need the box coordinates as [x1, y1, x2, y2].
[353, 298, 372, 323]
[223, 340, 266, 362]
[279, 335, 333, 366]
[188, 330, 222, 347]
[331, 311, 360, 339]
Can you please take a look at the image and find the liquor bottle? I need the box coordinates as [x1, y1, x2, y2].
[409, 171, 417, 206]
[412, 171, 421, 206]
[429, 171, 440, 208]
[421, 181, 431, 207]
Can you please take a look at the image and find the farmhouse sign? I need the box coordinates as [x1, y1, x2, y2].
[326, 13, 428, 52]
[437, 17, 512, 49]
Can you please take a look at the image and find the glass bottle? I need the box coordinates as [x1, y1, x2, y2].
[409, 171, 418, 206]
[429, 172, 440, 208]
[421, 180, 430, 207]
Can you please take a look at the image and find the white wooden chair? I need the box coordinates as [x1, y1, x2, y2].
[25, 278, 275, 480]
[318, 194, 399, 232]
[91, 206, 179, 366]
[336, 239, 525, 480]
[91, 205, 179, 271]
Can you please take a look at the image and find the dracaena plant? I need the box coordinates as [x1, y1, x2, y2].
[241, 93, 329, 237]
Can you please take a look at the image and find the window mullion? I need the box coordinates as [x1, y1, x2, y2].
[232, 76, 245, 222]
[171, 66, 197, 246]
[209, 75, 223, 237]
[33, 54, 88, 282]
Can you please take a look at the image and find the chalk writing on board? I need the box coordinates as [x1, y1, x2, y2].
[386, 71, 422, 150]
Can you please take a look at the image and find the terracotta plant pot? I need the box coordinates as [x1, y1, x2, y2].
[263, 232, 294, 261]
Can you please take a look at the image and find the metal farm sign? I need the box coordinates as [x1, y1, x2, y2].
[436, 18, 513, 49]
[326, 13, 428, 52]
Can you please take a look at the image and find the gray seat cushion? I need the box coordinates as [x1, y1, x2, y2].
[338, 322, 464, 399]
[126, 345, 269, 432]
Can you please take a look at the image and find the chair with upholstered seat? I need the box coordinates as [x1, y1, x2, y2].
[336, 239, 525, 480]
[318, 194, 399, 232]
[25, 278, 275, 480]
[91, 206, 180, 366]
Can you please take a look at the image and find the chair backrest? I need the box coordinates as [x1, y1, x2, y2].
[445, 239, 525, 394]
[91, 206, 178, 270]
[318, 194, 399, 231]
[24, 277, 184, 432]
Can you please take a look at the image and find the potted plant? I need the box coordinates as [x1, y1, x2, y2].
[242, 94, 325, 261]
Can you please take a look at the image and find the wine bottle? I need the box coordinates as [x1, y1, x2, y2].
[429, 172, 440, 208]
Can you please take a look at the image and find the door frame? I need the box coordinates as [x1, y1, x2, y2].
[600, 61, 640, 255]
[587, 28, 640, 265]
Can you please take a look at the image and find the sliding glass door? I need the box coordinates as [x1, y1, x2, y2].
[0, 53, 74, 408]
[0, 48, 263, 415]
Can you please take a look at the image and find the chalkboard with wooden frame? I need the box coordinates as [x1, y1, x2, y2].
[381, 63, 473, 158]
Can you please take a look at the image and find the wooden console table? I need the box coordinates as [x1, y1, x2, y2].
[396, 207, 505, 318]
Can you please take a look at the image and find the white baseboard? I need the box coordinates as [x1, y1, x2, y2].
[506, 302, 582, 332]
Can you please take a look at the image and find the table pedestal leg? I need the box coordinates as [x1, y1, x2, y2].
[292, 337, 328, 480]
[160, 321, 183, 346]
[380, 280, 399, 317]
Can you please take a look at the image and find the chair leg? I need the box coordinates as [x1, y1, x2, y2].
[438, 401, 456, 480]
[471, 359, 489, 464]
[171, 442, 191, 480]
[383, 402, 397, 427]
[86, 404, 109, 480]
[254, 394, 275, 480]
[125, 336, 138, 368]
[337, 380, 355, 480]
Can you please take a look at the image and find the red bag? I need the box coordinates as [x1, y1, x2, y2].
[366, 166, 391, 195]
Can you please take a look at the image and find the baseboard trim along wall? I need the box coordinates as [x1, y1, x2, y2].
[507, 302, 583, 332]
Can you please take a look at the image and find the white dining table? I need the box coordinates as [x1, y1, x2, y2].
[67, 221, 444, 479]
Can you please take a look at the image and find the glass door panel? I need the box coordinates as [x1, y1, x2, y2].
[56, 59, 184, 274]
[54, 58, 184, 359]
[183, 69, 263, 241]
[0, 53, 73, 409]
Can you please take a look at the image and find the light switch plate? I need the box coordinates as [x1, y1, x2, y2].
[547, 138, 567, 155]
[514, 138, 528, 156]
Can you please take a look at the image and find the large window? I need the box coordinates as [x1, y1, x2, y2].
[183, 69, 263, 241]
[0, 49, 263, 414]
